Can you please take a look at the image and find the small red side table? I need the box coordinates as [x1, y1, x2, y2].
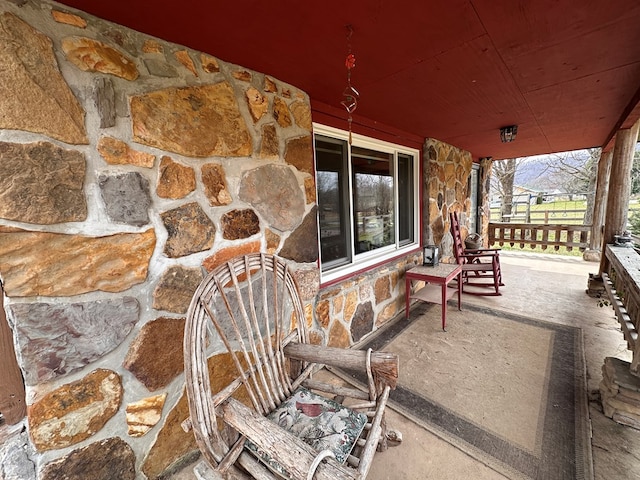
[405, 263, 462, 330]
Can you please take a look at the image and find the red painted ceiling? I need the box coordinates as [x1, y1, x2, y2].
[56, 0, 640, 160]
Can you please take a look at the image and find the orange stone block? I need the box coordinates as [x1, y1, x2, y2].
[327, 321, 351, 349]
[0, 13, 88, 144]
[265, 228, 281, 253]
[202, 241, 261, 272]
[156, 156, 196, 199]
[315, 299, 330, 329]
[290, 101, 312, 131]
[273, 97, 292, 128]
[51, 10, 87, 28]
[343, 290, 358, 323]
[308, 330, 324, 346]
[202, 163, 232, 206]
[284, 135, 313, 174]
[142, 39, 163, 53]
[304, 303, 314, 329]
[142, 390, 195, 479]
[304, 176, 316, 204]
[232, 70, 252, 82]
[264, 77, 277, 93]
[123, 317, 186, 391]
[62, 36, 139, 81]
[174, 50, 198, 76]
[200, 53, 220, 73]
[245, 86, 268, 122]
[259, 123, 279, 160]
[28, 369, 122, 451]
[376, 301, 398, 327]
[131, 82, 252, 158]
[374, 276, 391, 304]
[125, 393, 167, 437]
[332, 294, 344, 315]
[0, 228, 155, 297]
[97, 136, 155, 168]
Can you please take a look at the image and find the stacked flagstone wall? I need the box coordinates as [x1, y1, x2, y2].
[0, 0, 322, 478]
[0, 1, 436, 479]
[312, 253, 423, 348]
[423, 138, 475, 261]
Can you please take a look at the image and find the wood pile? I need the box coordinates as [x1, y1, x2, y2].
[600, 356, 640, 429]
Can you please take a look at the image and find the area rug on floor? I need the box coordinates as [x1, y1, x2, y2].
[336, 302, 593, 480]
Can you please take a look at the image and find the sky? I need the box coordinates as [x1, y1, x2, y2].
[514, 149, 592, 191]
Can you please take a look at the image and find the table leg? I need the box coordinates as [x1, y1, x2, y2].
[441, 282, 447, 331]
[405, 276, 411, 319]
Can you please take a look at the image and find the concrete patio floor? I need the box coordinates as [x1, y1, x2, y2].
[365, 250, 640, 480]
[456, 250, 640, 480]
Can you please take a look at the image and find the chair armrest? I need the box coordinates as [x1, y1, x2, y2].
[460, 252, 499, 259]
[284, 343, 398, 389]
[465, 247, 500, 253]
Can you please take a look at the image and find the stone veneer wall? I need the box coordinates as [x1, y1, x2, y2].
[0, 0, 325, 478]
[313, 253, 422, 348]
[423, 138, 474, 260]
[0, 1, 429, 479]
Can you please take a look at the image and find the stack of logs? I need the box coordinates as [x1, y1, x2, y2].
[600, 356, 640, 429]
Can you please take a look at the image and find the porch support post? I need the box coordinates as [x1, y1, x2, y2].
[598, 121, 640, 276]
[478, 157, 493, 247]
[584, 149, 612, 260]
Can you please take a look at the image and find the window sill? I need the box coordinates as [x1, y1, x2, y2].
[320, 244, 421, 288]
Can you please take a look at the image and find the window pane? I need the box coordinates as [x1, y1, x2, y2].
[316, 137, 350, 268]
[398, 153, 414, 244]
[314, 125, 420, 279]
[351, 146, 394, 253]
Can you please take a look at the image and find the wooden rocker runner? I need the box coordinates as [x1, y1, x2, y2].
[183, 253, 400, 479]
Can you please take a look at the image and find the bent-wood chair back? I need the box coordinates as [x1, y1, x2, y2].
[184, 253, 399, 479]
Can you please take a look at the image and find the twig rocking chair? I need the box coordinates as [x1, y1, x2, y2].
[184, 253, 399, 479]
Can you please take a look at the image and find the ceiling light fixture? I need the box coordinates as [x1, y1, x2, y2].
[500, 125, 518, 143]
